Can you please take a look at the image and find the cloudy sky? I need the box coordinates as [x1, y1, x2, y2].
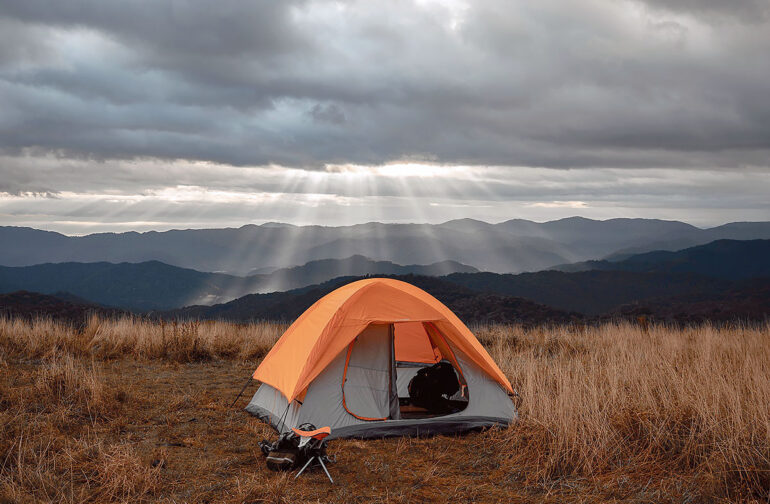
[1, 0, 769, 234]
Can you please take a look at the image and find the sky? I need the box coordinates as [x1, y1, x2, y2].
[1, 0, 769, 234]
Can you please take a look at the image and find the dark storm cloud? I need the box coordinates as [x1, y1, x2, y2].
[1, 1, 309, 59]
[636, 0, 770, 22]
[1, 0, 769, 171]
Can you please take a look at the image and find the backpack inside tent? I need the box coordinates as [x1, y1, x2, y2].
[246, 278, 517, 438]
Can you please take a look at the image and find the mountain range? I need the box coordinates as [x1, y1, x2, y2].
[604, 279, 770, 325]
[0, 256, 476, 310]
[1, 216, 768, 324]
[0, 239, 766, 316]
[155, 275, 585, 326]
[157, 237, 770, 321]
[443, 239, 770, 315]
[3, 218, 770, 274]
[0, 290, 128, 326]
[552, 239, 770, 278]
[157, 267, 768, 326]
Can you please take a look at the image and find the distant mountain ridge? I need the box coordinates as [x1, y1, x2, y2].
[2, 238, 767, 315]
[5, 236, 770, 325]
[444, 270, 731, 316]
[251, 255, 477, 292]
[605, 279, 770, 325]
[5, 275, 764, 326]
[0, 256, 477, 310]
[3, 217, 769, 274]
[553, 239, 770, 279]
[444, 239, 770, 315]
[604, 222, 770, 260]
[2, 238, 768, 314]
[156, 275, 584, 326]
[157, 271, 768, 325]
[156, 238, 770, 321]
[0, 291, 127, 325]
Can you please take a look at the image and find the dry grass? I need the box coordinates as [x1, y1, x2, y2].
[0, 353, 151, 503]
[0, 315, 285, 362]
[0, 316, 768, 503]
[479, 323, 770, 501]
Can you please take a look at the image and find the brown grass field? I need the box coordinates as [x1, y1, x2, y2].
[1, 316, 768, 503]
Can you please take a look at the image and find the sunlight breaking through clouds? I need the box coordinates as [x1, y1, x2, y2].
[1, 155, 769, 234]
[1, 0, 769, 233]
[325, 163, 474, 179]
[530, 201, 589, 209]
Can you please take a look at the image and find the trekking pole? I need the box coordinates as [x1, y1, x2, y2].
[230, 375, 253, 407]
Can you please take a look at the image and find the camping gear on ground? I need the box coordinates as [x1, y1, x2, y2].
[260, 422, 334, 476]
[292, 425, 334, 483]
[245, 278, 517, 439]
[407, 361, 461, 413]
[260, 427, 304, 471]
[265, 449, 299, 472]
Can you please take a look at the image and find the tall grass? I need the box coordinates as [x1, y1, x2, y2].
[1, 317, 768, 500]
[0, 353, 151, 502]
[0, 315, 285, 362]
[477, 322, 770, 499]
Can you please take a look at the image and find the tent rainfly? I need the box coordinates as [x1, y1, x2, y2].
[246, 278, 517, 438]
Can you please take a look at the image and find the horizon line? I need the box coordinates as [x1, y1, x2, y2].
[3, 215, 768, 237]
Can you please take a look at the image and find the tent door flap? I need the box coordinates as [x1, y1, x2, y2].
[342, 324, 396, 421]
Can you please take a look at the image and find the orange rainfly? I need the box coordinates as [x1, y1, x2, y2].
[253, 277, 513, 401]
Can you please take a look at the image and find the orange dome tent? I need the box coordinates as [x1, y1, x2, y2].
[246, 278, 517, 438]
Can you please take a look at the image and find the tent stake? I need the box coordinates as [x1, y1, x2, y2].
[230, 375, 253, 408]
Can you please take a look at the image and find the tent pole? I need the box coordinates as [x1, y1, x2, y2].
[230, 375, 253, 407]
[277, 401, 292, 433]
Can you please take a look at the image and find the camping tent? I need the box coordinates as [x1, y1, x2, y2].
[246, 278, 517, 438]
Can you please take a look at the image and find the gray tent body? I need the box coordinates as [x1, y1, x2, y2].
[246, 324, 516, 439]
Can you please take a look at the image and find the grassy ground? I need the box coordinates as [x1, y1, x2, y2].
[1, 316, 768, 503]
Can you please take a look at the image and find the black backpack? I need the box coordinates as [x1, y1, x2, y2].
[260, 425, 303, 471]
[407, 361, 460, 413]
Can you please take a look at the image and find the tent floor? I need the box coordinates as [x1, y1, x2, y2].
[398, 399, 468, 419]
